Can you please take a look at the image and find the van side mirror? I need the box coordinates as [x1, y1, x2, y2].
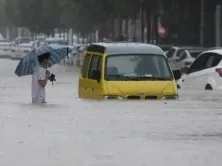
[173, 69, 181, 80]
[182, 66, 189, 74]
[91, 70, 101, 83]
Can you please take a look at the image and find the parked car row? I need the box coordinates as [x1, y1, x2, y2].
[11, 43, 34, 60]
[165, 46, 205, 71]
[0, 36, 82, 61]
[63, 44, 88, 67]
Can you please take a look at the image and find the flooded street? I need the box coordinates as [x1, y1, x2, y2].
[0, 59, 222, 166]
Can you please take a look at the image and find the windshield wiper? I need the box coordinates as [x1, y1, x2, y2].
[106, 74, 130, 80]
[150, 77, 173, 80]
[106, 75, 173, 81]
[128, 76, 173, 81]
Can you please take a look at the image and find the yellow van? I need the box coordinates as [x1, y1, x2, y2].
[78, 43, 181, 100]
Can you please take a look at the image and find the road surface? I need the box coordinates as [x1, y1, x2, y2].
[0, 59, 222, 166]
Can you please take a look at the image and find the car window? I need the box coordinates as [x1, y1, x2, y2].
[88, 55, 100, 79]
[188, 54, 208, 74]
[176, 49, 185, 57]
[166, 48, 175, 58]
[97, 56, 102, 72]
[177, 51, 187, 61]
[203, 53, 222, 69]
[81, 54, 91, 78]
[212, 54, 222, 67]
[205, 56, 214, 69]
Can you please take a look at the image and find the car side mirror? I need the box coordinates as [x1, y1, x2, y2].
[173, 69, 181, 80]
[91, 70, 101, 83]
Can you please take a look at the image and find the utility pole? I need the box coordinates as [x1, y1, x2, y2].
[200, 0, 204, 46]
[140, 0, 144, 42]
[215, 5, 221, 47]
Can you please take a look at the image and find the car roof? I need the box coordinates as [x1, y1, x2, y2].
[172, 46, 205, 50]
[203, 49, 222, 55]
[18, 43, 33, 46]
[87, 42, 164, 55]
[45, 38, 65, 41]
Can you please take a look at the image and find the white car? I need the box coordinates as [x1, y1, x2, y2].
[0, 42, 13, 58]
[175, 49, 204, 73]
[11, 43, 33, 60]
[42, 37, 68, 45]
[177, 48, 222, 90]
[13, 37, 32, 45]
[166, 46, 204, 70]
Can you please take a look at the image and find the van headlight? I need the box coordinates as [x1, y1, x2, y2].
[104, 95, 123, 99]
[161, 95, 178, 100]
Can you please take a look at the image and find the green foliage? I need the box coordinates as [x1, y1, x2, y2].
[59, 0, 141, 33]
[0, 0, 7, 25]
[3, 0, 166, 35]
[5, 0, 62, 34]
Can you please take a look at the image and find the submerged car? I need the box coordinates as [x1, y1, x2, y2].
[78, 43, 181, 100]
[177, 48, 222, 90]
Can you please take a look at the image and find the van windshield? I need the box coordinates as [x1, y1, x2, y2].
[105, 54, 173, 81]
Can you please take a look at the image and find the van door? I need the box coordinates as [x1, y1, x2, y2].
[78, 54, 91, 98]
[87, 55, 103, 99]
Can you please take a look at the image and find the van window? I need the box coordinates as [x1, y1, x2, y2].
[105, 54, 172, 81]
[82, 54, 91, 78]
[88, 55, 100, 79]
[97, 56, 102, 72]
[87, 45, 105, 54]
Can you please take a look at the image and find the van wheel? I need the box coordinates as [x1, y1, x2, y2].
[205, 84, 213, 90]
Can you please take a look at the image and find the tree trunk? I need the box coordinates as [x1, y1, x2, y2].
[146, 7, 151, 43]
[153, 12, 158, 44]
[132, 14, 137, 42]
[125, 19, 128, 40]
[118, 17, 122, 37]
[141, 2, 145, 42]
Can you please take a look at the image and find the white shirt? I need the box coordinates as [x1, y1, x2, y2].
[31, 65, 46, 104]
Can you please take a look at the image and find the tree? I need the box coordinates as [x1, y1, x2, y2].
[5, 0, 62, 34]
[0, 0, 7, 26]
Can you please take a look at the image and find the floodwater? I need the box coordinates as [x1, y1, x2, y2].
[0, 59, 222, 166]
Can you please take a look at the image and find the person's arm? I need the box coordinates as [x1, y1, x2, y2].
[37, 68, 50, 87]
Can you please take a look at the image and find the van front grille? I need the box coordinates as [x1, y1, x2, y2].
[145, 96, 157, 100]
[127, 96, 141, 99]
